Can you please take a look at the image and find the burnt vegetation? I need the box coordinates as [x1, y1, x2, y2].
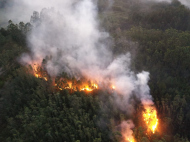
[1, 0, 190, 141]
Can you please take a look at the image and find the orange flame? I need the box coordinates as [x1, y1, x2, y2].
[143, 106, 158, 134]
[31, 64, 121, 93]
[32, 64, 48, 81]
[31, 64, 100, 91]
[54, 79, 99, 92]
[80, 83, 98, 91]
[124, 137, 135, 142]
[35, 74, 39, 78]
[112, 85, 115, 90]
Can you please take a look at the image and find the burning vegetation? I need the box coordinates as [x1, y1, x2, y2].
[54, 79, 98, 92]
[31, 63, 159, 142]
[31, 64, 99, 92]
[32, 64, 48, 81]
[143, 105, 158, 134]
[2, 0, 190, 141]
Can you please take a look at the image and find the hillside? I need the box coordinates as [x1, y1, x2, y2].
[1, 0, 190, 142]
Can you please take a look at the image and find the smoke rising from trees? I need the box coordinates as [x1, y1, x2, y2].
[3, 0, 156, 140]
[19, 0, 152, 110]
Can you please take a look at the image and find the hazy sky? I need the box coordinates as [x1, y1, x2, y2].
[0, 0, 190, 25]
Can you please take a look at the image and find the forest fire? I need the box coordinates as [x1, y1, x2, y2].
[80, 83, 98, 91]
[31, 64, 99, 92]
[125, 137, 135, 142]
[31, 64, 158, 141]
[112, 85, 115, 90]
[143, 105, 158, 134]
[55, 82, 98, 92]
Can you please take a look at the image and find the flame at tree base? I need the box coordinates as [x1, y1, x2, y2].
[143, 105, 158, 134]
[31, 64, 100, 92]
[30, 64, 159, 141]
[125, 138, 135, 142]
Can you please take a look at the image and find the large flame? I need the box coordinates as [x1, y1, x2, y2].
[124, 137, 135, 142]
[143, 105, 158, 134]
[31, 64, 158, 140]
[32, 64, 99, 92]
[80, 83, 98, 91]
[112, 85, 115, 90]
[56, 81, 98, 92]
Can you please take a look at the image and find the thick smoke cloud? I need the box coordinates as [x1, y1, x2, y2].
[119, 120, 135, 142]
[0, 0, 154, 108]
[17, 0, 152, 113]
[1, 0, 188, 140]
[4, 0, 156, 140]
[22, 1, 154, 119]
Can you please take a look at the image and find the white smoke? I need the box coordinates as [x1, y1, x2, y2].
[17, 0, 152, 117]
[5, 0, 155, 140]
[135, 71, 153, 102]
[120, 120, 135, 142]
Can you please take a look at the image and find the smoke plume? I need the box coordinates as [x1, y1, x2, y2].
[18, 0, 152, 105]
[120, 120, 135, 142]
[4, 0, 157, 140]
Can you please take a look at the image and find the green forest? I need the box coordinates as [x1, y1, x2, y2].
[1, 0, 190, 141]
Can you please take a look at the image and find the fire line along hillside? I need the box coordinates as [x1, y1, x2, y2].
[0, 0, 190, 142]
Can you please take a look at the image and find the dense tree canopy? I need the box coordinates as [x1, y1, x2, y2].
[1, 0, 190, 141]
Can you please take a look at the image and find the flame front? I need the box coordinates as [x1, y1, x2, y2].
[124, 137, 135, 142]
[30, 64, 160, 141]
[112, 85, 115, 90]
[31, 64, 100, 92]
[32, 64, 48, 81]
[80, 83, 98, 92]
[143, 106, 158, 134]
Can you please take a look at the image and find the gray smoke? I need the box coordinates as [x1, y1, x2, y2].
[17, 0, 152, 112]
[3, 0, 157, 140]
[120, 120, 135, 142]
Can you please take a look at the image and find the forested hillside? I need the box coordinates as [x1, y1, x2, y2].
[100, 0, 190, 141]
[1, 0, 190, 142]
